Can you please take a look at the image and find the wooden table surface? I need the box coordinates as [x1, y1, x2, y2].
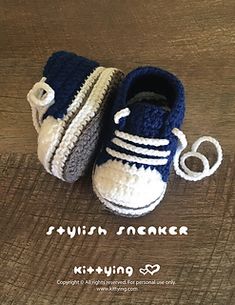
[0, 1, 234, 304]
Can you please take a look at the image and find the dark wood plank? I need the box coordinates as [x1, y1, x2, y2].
[0, 0, 234, 304]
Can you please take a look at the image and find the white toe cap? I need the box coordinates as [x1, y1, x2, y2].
[93, 159, 166, 209]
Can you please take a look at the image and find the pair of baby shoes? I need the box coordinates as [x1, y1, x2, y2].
[27, 51, 223, 217]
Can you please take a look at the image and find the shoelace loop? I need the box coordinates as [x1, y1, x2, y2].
[172, 128, 223, 181]
[27, 77, 55, 132]
[113, 108, 223, 181]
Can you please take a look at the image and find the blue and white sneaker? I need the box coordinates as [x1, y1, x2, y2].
[27, 51, 123, 182]
[92, 67, 223, 217]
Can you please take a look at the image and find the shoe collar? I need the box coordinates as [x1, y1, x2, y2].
[112, 66, 185, 136]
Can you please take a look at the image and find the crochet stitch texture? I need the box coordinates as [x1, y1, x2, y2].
[27, 51, 123, 182]
[27, 53, 222, 217]
[95, 67, 185, 182]
[92, 66, 223, 217]
[43, 51, 99, 119]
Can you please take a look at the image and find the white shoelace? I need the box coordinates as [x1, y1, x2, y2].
[172, 128, 223, 181]
[114, 108, 223, 181]
[27, 78, 55, 133]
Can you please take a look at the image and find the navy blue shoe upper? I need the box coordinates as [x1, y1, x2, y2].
[42, 51, 99, 120]
[96, 66, 185, 182]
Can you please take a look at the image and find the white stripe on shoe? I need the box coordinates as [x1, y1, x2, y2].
[37, 66, 105, 173]
[111, 137, 170, 157]
[115, 130, 169, 147]
[106, 147, 168, 166]
[51, 68, 122, 180]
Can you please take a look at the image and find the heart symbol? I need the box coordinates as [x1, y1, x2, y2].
[145, 264, 160, 275]
[139, 268, 148, 275]
[144, 264, 161, 275]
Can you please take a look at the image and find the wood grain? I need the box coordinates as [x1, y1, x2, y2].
[0, 0, 234, 304]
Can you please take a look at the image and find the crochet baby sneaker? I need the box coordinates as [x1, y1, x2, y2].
[92, 67, 223, 217]
[27, 51, 123, 182]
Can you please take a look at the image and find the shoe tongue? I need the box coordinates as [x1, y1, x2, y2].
[124, 100, 169, 138]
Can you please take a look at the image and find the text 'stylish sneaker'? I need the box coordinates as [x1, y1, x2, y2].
[27, 51, 123, 182]
[92, 67, 223, 217]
